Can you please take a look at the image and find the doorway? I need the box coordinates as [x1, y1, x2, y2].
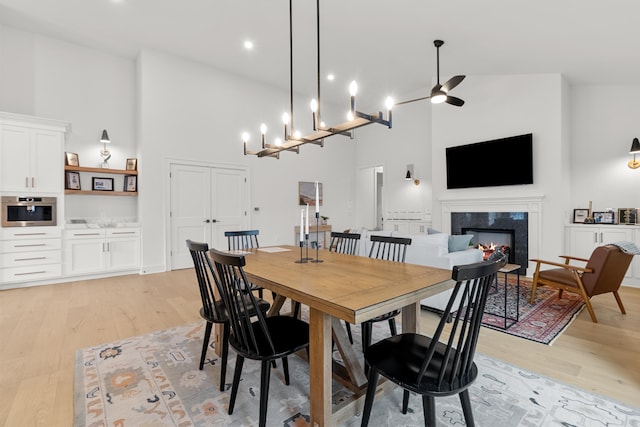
[357, 165, 384, 230]
[169, 162, 249, 269]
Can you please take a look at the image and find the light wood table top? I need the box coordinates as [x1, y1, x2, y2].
[240, 245, 453, 426]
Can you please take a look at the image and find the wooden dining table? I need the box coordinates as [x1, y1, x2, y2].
[238, 245, 453, 426]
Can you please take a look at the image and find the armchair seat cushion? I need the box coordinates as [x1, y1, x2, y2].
[537, 268, 580, 288]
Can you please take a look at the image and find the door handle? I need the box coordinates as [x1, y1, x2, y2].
[211, 219, 218, 223]
[204, 219, 210, 223]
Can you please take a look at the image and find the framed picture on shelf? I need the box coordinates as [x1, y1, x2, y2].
[618, 208, 638, 225]
[65, 152, 79, 166]
[123, 175, 137, 192]
[593, 211, 615, 224]
[573, 208, 589, 223]
[92, 177, 114, 191]
[65, 171, 81, 190]
[125, 158, 137, 171]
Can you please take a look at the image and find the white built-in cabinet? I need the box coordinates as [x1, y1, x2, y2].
[565, 224, 637, 281]
[384, 220, 431, 235]
[0, 227, 62, 285]
[0, 113, 69, 194]
[63, 227, 140, 276]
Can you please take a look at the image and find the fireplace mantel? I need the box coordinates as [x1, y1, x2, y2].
[441, 194, 544, 275]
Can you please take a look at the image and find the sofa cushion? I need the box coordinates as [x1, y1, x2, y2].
[448, 234, 474, 252]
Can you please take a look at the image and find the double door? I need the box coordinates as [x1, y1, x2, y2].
[170, 163, 248, 269]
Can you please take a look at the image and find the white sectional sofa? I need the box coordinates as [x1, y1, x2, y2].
[348, 228, 483, 313]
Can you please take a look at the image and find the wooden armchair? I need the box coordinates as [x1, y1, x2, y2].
[529, 244, 633, 323]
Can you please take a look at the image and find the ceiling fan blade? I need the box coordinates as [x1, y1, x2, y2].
[395, 95, 431, 106]
[431, 83, 442, 94]
[441, 75, 465, 93]
[445, 96, 465, 107]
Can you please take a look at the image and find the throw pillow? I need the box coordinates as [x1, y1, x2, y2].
[427, 227, 442, 234]
[448, 234, 473, 252]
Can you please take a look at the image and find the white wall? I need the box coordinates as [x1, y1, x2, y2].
[431, 74, 571, 259]
[571, 85, 640, 212]
[137, 49, 357, 272]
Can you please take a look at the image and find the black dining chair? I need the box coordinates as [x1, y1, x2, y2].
[360, 255, 507, 427]
[327, 232, 361, 343]
[357, 235, 412, 352]
[186, 239, 270, 391]
[207, 248, 310, 427]
[224, 229, 266, 298]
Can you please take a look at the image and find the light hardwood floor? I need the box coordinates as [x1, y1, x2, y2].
[1, 270, 639, 426]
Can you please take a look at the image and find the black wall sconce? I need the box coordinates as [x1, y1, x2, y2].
[629, 137, 640, 169]
[405, 164, 420, 185]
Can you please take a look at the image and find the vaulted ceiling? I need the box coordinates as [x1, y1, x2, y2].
[2, 0, 639, 107]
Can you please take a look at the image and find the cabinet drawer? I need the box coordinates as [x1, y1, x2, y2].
[1, 263, 62, 283]
[1, 227, 62, 240]
[63, 229, 106, 239]
[1, 249, 61, 266]
[106, 228, 140, 238]
[1, 238, 62, 253]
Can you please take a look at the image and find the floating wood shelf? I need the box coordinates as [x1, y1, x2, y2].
[64, 165, 138, 175]
[65, 190, 138, 196]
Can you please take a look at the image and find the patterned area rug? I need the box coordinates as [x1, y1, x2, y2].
[480, 278, 584, 345]
[74, 322, 639, 427]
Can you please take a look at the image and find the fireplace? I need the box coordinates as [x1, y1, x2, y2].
[452, 212, 528, 274]
[462, 227, 515, 263]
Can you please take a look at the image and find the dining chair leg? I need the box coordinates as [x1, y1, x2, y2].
[344, 322, 354, 344]
[388, 318, 397, 336]
[228, 356, 245, 415]
[219, 322, 230, 391]
[259, 360, 272, 427]
[402, 390, 410, 414]
[422, 395, 436, 427]
[282, 356, 290, 385]
[459, 390, 475, 427]
[360, 369, 379, 427]
[361, 323, 372, 353]
[199, 321, 213, 370]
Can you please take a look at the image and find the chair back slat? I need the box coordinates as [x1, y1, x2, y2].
[186, 240, 224, 321]
[225, 230, 260, 251]
[329, 232, 361, 255]
[368, 235, 412, 262]
[208, 248, 275, 357]
[416, 256, 507, 389]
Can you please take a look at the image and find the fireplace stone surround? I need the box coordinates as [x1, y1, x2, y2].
[441, 195, 543, 276]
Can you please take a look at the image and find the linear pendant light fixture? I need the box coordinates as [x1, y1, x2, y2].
[243, 0, 393, 159]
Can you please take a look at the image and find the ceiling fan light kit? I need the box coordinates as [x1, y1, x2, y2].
[397, 39, 466, 107]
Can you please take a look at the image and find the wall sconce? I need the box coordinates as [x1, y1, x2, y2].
[629, 137, 640, 169]
[100, 129, 111, 168]
[405, 164, 420, 185]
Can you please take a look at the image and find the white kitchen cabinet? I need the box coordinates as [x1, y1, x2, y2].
[0, 227, 62, 285]
[384, 220, 431, 235]
[64, 227, 140, 276]
[0, 113, 70, 194]
[565, 224, 636, 279]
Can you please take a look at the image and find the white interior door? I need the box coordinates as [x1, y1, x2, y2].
[357, 165, 383, 230]
[170, 163, 248, 269]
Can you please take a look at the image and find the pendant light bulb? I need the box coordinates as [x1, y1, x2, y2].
[282, 112, 290, 125]
[349, 80, 358, 96]
[241, 132, 250, 143]
[385, 96, 394, 111]
[260, 123, 267, 135]
[310, 99, 318, 113]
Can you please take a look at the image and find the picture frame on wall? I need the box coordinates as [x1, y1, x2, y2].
[125, 158, 137, 171]
[65, 171, 81, 190]
[573, 208, 589, 223]
[92, 177, 114, 191]
[593, 211, 615, 224]
[618, 208, 638, 225]
[298, 181, 323, 206]
[65, 152, 79, 166]
[123, 175, 137, 192]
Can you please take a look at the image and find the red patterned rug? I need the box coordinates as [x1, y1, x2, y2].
[480, 278, 584, 345]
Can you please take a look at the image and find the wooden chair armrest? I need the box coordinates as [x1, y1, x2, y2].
[558, 255, 590, 263]
[529, 258, 593, 273]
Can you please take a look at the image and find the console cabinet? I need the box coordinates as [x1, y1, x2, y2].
[0, 227, 62, 285]
[384, 220, 431, 235]
[63, 227, 140, 276]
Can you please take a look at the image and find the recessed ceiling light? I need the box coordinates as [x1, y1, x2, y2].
[244, 40, 254, 50]
[327, 74, 335, 81]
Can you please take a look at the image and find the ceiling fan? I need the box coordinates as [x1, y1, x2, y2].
[396, 39, 465, 107]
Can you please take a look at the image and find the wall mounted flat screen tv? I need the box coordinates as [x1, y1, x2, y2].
[446, 133, 533, 189]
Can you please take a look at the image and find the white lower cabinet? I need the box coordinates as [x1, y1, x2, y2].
[64, 228, 140, 276]
[0, 227, 63, 285]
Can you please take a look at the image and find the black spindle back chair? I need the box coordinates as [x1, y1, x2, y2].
[208, 248, 310, 427]
[360, 255, 507, 427]
[328, 231, 361, 343]
[224, 229, 266, 298]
